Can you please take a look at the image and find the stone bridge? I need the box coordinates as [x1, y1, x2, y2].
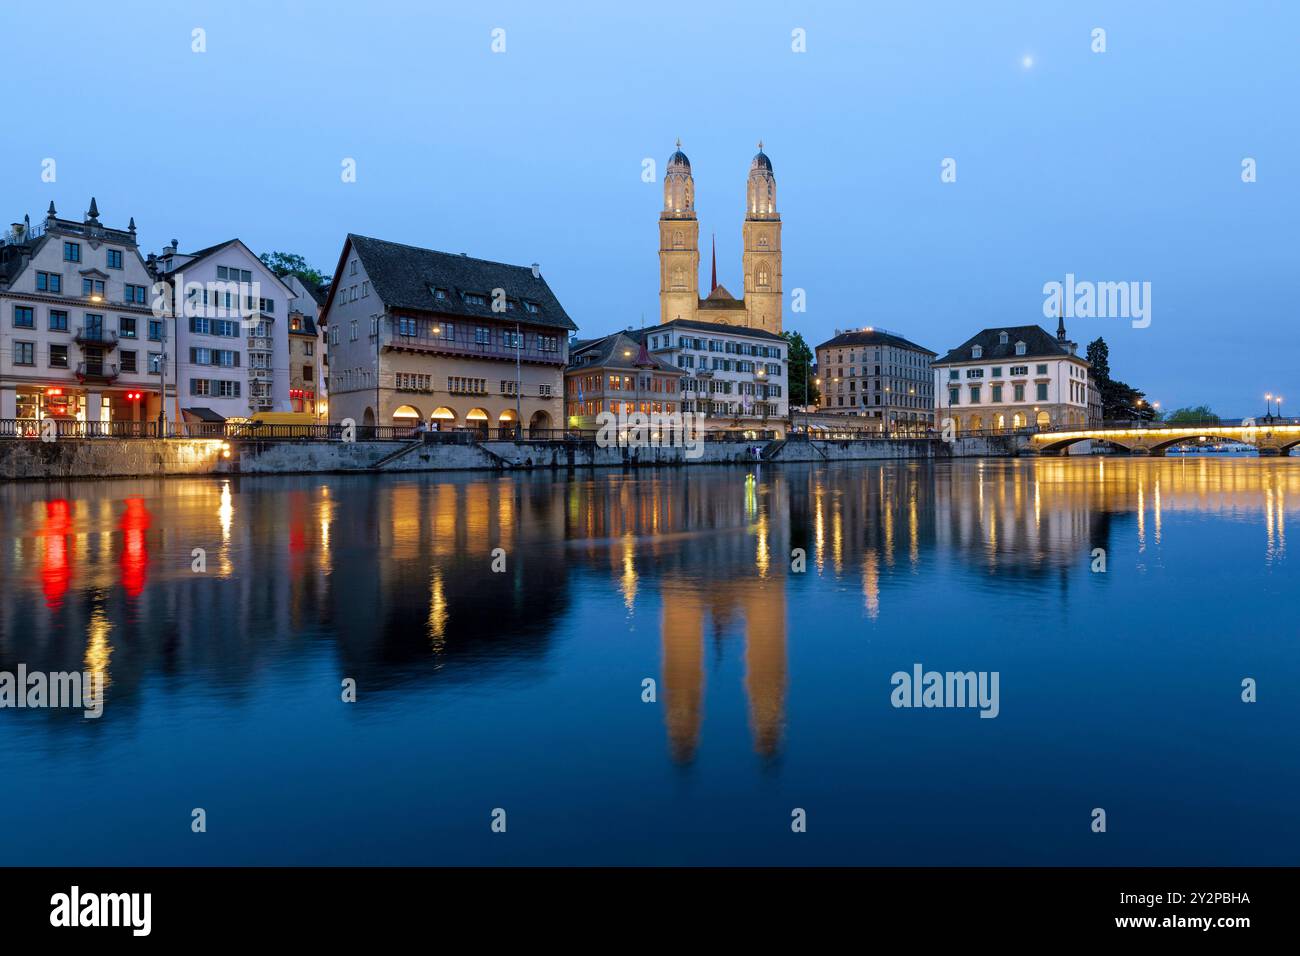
[1031, 420, 1300, 457]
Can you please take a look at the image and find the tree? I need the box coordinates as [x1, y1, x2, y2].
[1166, 405, 1219, 424]
[781, 331, 819, 407]
[1085, 338, 1110, 381]
[1086, 336, 1151, 420]
[259, 251, 327, 288]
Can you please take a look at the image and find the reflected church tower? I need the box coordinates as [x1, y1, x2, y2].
[661, 590, 706, 763]
[660, 581, 787, 762]
[743, 584, 787, 757]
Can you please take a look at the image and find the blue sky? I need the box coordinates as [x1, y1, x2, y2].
[4, 0, 1296, 414]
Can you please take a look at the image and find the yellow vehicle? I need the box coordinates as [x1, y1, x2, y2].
[226, 412, 324, 439]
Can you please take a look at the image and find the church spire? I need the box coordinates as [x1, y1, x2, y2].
[1057, 295, 1067, 342]
[711, 233, 717, 292]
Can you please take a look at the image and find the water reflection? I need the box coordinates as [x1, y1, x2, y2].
[0, 457, 1296, 759]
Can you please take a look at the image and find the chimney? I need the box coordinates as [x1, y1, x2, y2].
[10, 223, 24, 241]
[164, 239, 178, 255]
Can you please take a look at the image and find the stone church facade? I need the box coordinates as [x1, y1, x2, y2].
[658, 141, 783, 335]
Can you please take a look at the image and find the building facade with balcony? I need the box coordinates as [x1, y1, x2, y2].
[814, 327, 936, 431]
[284, 274, 327, 419]
[931, 321, 1090, 433]
[322, 234, 577, 435]
[0, 199, 173, 428]
[635, 317, 788, 436]
[152, 238, 293, 421]
[565, 332, 684, 429]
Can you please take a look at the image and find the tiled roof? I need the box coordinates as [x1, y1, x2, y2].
[932, 324, 1084, 366]
[816, 328, 936, 355]
[569, 331, 681, 374]
[698, 283, 747, 311]
[344, 234, 577, 332]
[639, 316, 786, 343]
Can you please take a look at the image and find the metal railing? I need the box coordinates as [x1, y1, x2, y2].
[75, 327, 118, 347]
[1, 419, 160, 439]
[0, 419, 788, 444]
[1037, 418, 1299, 433]
[75, 362, 119, 383]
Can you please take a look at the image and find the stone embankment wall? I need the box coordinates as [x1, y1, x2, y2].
[0, 433, 1036, 481]
[0, 438, 228, 481]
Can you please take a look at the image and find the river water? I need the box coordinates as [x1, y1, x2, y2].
[0, 457, 1295, 864]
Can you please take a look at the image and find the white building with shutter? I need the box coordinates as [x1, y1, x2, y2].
[931, 322, 1090, 433]
[153, 238, 293, 421]
[636, 317, 788, 434]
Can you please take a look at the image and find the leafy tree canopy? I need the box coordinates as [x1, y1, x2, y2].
[781, 330, 820, 406]
[259, 251, 327, 288]
[1165, 405, 1219, 424]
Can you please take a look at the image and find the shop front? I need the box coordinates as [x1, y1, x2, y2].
[10, 385, 159, 431]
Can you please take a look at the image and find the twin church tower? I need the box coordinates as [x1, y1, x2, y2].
[658, 140, 783, 334]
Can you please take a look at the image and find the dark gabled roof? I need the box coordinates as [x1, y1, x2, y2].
[932, 324, 1085, 366]
[643, 316, 786, 343]
[174, 239, 235, 264]
[816, 328, 936, 355]
[333, 234, 577, 332]
[302, 280, 327, 305]
[698, 284, 747, 311]
[568, 331, 681, 374]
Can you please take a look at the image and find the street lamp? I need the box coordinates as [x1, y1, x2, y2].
[1266, 392, 1273, 418]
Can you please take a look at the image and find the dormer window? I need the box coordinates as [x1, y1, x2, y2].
[998, 331, 1009, 345]
[1015, 341, 1027, 356]
[971, 344, 983, 359]
[524, 301, 540, 314]
[463, 292, 487, 306]
[431, 287, 447, 300]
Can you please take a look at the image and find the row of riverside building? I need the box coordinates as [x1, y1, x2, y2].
[0, 200, 325, 428]
[812, 317, 1097, 434]
[0, 144, 1098, 438]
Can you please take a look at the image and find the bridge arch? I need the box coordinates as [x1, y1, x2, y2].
[1035, 433, 1121, 455]
[1146, 432, 1255, 455]
[1034, 423, 1300, 456]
